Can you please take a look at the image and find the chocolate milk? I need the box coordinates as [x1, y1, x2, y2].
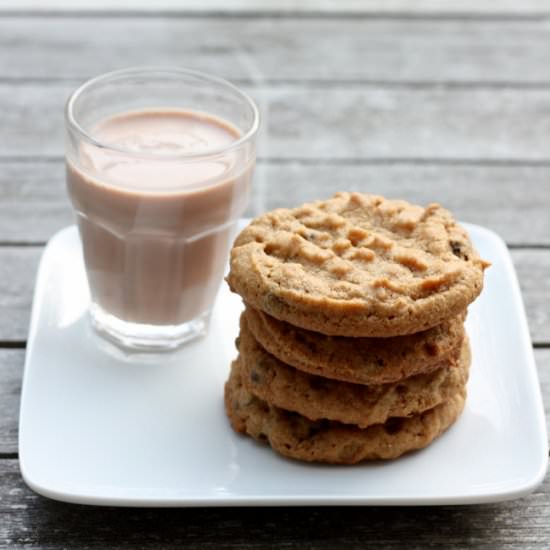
[66, 109, 253, 326]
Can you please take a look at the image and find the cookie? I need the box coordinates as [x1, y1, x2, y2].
[243, 306, 465, 385]
[238, 321, 470, 428]
[227, 192, 489, 337]
[225, 360, 466, 464]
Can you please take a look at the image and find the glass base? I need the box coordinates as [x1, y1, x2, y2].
[90, 304, 210, 352]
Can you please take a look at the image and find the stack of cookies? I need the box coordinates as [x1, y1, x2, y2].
[225, 192, 489, 464]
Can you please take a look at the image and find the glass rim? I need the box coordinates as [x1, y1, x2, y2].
[65, 66, 260, 161]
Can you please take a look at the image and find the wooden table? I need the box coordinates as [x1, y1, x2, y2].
[1, 3, 549, 548]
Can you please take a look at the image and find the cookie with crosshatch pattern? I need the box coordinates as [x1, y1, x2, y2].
[224, 359, 467, 464]
[227, 192, 489, 337]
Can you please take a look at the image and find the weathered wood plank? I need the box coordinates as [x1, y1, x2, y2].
[0, 248, 41, 342]
[0, 246, 548, 343]
[0, 456, 549, 549]
[5, 83, 550, 162]
[0, 162, 72, 243]
[1, 0, 550, 14]
[2, 17, 550, 83]
[512, 251, 550, 344]
[1, 160, 549, 247]
[251, 162, 550, 246]
[538, 349, 550, 434]
[0, 351, 22, 455]
[1, 348, 547, 457]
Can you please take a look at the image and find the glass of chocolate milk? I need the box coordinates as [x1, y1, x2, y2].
[65, 67, 259, 351]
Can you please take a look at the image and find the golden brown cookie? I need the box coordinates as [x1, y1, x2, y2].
[238, 325, 470, 428]
[225, 360, 467, 464]
[243, 306, 465, 385]
[227, 192, 489, 337]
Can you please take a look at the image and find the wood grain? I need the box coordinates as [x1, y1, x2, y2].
[6, 84, 550, 162]
[0, 351, 22, 455]
[0, 162, 72, 243]
[512, 251, 550, 343]
[0, 248, 41, 342]
[2, 17, 550, 83]
[0, 455, 550, 549]
[239, 162, 550, 245]
[1, 160, 549, 246]
[538, 349, 550, 431]
[3, 1, 550, 15]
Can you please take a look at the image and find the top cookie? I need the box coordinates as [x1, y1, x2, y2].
[228, 192, 489, 337]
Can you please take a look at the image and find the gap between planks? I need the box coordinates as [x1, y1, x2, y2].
[0, 452, 18, 459]
[1, 11, 550, 21]
[0, 342, 26, 349]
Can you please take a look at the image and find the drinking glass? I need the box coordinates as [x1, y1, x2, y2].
[65, 67, 259, 351]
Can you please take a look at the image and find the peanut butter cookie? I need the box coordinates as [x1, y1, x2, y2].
[227, 192, 489, 336]
[238, 322, 470, 428]
[225, 360, 466, 464]
[243, 306, 465, 385]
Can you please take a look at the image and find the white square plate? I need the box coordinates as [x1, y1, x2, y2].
[19, 222, 548, 506]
